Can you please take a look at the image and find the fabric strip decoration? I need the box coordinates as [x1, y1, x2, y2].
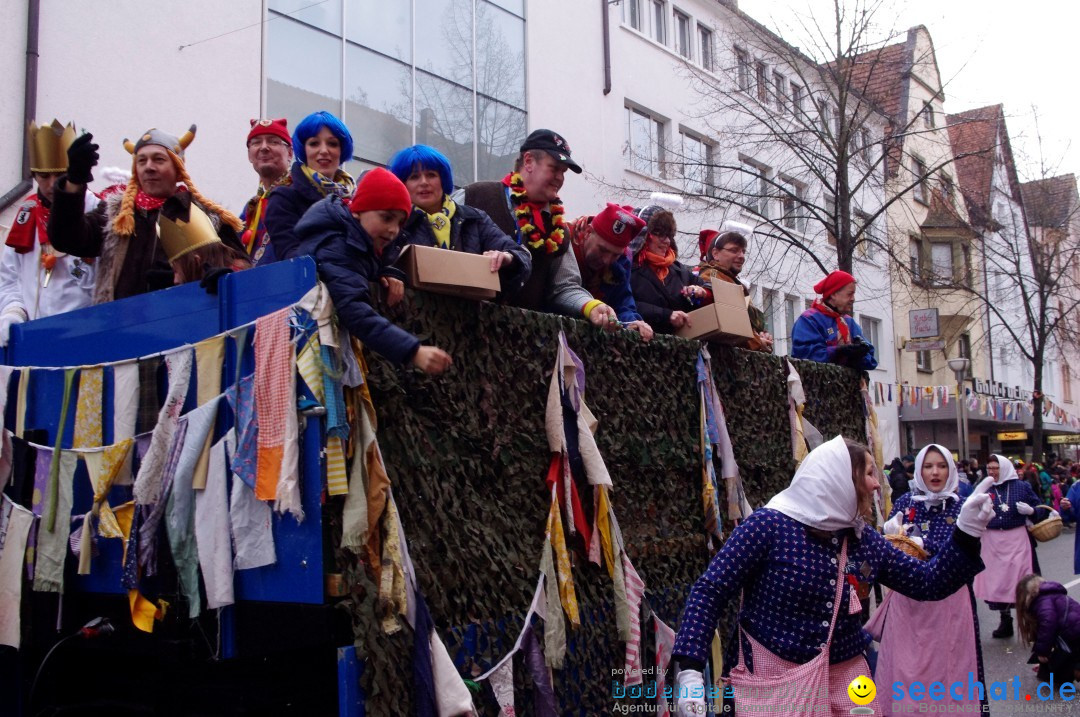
[45, 368, 76, 531]
[165, 396, 221, 618]
[0, 366, 13, 444]
[254, 307, 292, 501]
[136, 357, 162, 435]
[430, 617, 476, 716]
[295, 332, 325, 404]
[33, 449, 77, 593]
[77, 439, 134, 575]
[653, 616, 677, 717]
[138, 418, 188, 578]
[15, 368, 29, 438]
[621, 552, 646, 686]
[522, 624, 559, 716]
[112, 501, 163, 633]
[227, 434, 276, 570]
[539, 539, 566, 669]
[378, 496, 408, 634]
[192, 335, 225, 490]
[112, 362, 139, 485]
[0, 496, 34, 647]
[546, 484, 580, 629]
[272, 345, 301, 519]
[225, 374, 258, 490]
[72, 366, 104, 448]
[488, 659, 515, 716]
[133, 348, 193, 505]
[196, 436, 234, 609]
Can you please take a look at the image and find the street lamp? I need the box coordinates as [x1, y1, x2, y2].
[947, 358, 971, 461]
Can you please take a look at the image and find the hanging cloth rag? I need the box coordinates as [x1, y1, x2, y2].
[133, 348, 193, 505]
[14, 369, 30, 438]
[378, 495, 408, 634]
[488, 659, 515, 716]
[112, 501, 165, 633]
[227, 434, 277, 570]
[696, 355, 723, 541]
[0, 496, 34, 647]
[621, 552, 646, 686]
[77, 438, 134, 575]
[196, 436, 234, 608]
[112, 362, 140, 485]
[653, 616, 677, 717]
[225, 374, 258, 490]
[138, 418, 189, 577]
[72, 366, 104, 448]
[135, 357, 163, 435]
[44, 368, 76, 531]
[192, 335, 225, 490]
[522, 624, 559, 716]
[545, 483, 579, 629]
[33, 449, 77, 593]
[538, 541, 567, 669]
[254, 306, 292, 502]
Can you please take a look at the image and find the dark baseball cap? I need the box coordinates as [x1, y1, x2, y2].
[520, 129, 582, 173]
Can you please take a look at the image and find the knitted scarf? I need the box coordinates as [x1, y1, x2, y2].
[501, 172, 566, 254]
[639, 247, 676, 283]
[300, 164, 356, 199]
[811, 298, 851, 344]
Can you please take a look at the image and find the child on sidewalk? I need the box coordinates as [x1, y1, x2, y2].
[1016, 574, 1080, 685]
[295, 168, 451, 375]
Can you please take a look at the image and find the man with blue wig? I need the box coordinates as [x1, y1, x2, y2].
[384, 144, 531, 294]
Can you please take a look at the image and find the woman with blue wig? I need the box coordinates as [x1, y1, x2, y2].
[265, 110, 356, 263]
[383, 144, 531, 296]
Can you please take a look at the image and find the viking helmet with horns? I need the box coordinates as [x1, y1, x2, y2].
[123, 124, 197, 158]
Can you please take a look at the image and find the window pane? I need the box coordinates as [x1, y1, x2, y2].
[699, 27, 713, 71]
[477, 2, 526, 110]
[346, 0, 410, 62]
[486, 0, 524, 17]
[909, 238, 922, 279]
[415, 71, 475, 184]
[628, 109, 660, 175]
[931, 243, 953, 283]
[415, 0, 473, 89]
[267, 16, 342, 127]
[477, 99, 525, 182]
[652, 0, 666, 43]
[675, 12, 690, 57]
[270, 0, 341, 34]
[344, 44, 412, 164]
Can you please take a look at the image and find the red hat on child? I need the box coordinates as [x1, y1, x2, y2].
[813, 270, 856, 299]
[349, 168, 412, 215]
[591, 203, 646, 249]
[698, 229, 719, 261]
[247, 118, 291, 146]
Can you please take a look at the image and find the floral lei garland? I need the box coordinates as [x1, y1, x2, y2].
[504, 172, 566, 254]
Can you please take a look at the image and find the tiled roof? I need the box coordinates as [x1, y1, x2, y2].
[946, 105, 1003, 224]
[847, 41, 908, 120]
[1021, 175, 1078, 229]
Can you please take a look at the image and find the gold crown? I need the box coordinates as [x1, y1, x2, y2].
[28, 120, 77, 173]
[157, 203, 221, 263]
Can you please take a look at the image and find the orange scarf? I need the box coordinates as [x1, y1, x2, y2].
[640, 248, 676, 283]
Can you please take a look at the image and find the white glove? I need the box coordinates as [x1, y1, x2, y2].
[0, 310, 26, 347]
[675, 669, 707, 717]
[883, 514, 904, 536]
[956, 477, 996, 538]
[1016, 502, 1035, 516]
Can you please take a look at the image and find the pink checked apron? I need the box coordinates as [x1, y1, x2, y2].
[730, 539, 880, 715]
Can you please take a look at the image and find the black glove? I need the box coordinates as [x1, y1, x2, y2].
[200, 265, 233, 295]
[66, 133, 99, 186]
[146, 268, 176, 292]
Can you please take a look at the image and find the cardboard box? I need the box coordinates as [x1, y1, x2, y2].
[675, 278, 756, 343]
[395, 244, 501, 300]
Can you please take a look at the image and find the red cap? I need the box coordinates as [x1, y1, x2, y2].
[813, 270, 856, 298]
[591, 203, 645, 249]
[698, 229, 719, 261]
[247, 118, 291, 146]
[349, 168, 412, 215]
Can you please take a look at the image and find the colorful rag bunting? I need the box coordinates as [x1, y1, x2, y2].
[253, 307, 292, 502]
[621, 553, 645, 686]
[0, 496, 34, 647]
[77, 439, 134, 575]
[195, 436, 234, 609]
[545, 484, 579, 629]
[654, 616, 677, 717]
[227, 434, 277, 570]
[34, 449, 77, 593]
[72, 366, 104, 448]
[192, 335, 225, 490]
[133, 348, 193, 505]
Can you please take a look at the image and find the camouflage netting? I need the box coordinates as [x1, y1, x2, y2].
[326, 292, 866, 715]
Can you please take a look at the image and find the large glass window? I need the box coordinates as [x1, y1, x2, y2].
[268, 0, 526, 183]
[674, 9, 691, 58]
[627, 107, 665, 177]
[931, 242, 953, 285]
[680, 130, 711, 194]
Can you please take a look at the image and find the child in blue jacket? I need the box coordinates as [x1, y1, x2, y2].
[295, 168, 452, 374]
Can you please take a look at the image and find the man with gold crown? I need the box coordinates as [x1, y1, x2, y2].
[0, 121, 100, 345]
[49, 124, 245, 303]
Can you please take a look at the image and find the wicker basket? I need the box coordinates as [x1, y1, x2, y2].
[1029, 509, 1063, 543]
[885, 534, 929, 561]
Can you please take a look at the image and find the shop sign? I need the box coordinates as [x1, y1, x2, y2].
[972, 378, 1032, 401]
[909, 308, 940, 339]
[905, 338, 945, 352]
[1048, 435, 1080, 445]
[997, 431, 1028, 441]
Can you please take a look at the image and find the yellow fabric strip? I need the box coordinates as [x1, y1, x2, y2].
[192, 336, 225, 491]
[325, 436, 348, 496]
[114, 502, 163, 633]
[597, 485, 615, 579]
[72, 366, 104, 449]
[378, 497, 407, 634]
[295, 335, 325, 404]
[546, 488, 580, 627]
[15, 369, 28, 438]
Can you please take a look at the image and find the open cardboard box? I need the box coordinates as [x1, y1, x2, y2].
[394, 244, 501, 300]
[675, 277, 756, 343]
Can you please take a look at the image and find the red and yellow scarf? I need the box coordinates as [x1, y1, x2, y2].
[812, 298, 851, 344]
[501, 172, 566, 254]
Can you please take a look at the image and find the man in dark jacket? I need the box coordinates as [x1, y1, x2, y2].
[461, 129, 619, 329]
[569, 204, 653, 341]
[49, 125, 245, 303]
[295, 168, 451, 374]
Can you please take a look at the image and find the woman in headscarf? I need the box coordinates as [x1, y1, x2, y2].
[672, 436, 995, 717]
[383, 144, 531, 295]
[265, 110, 356, 263]
[869, 444, 985, 715]
[973, 454, 1041, 638]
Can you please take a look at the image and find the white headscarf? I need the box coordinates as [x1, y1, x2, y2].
[911, 444, 960, 506]
[766, 435, 864, 534]
[989, 453, 1019, 485]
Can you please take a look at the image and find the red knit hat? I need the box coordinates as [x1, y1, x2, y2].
[591, 203, 645, 249]
[813, 270, 856, 298]
[349, 168, 412, 215]
[247, 118, 291, 146]
[698, 229, 719, 261]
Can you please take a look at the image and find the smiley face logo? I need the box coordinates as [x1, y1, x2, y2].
[847, 675, 876, 706]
